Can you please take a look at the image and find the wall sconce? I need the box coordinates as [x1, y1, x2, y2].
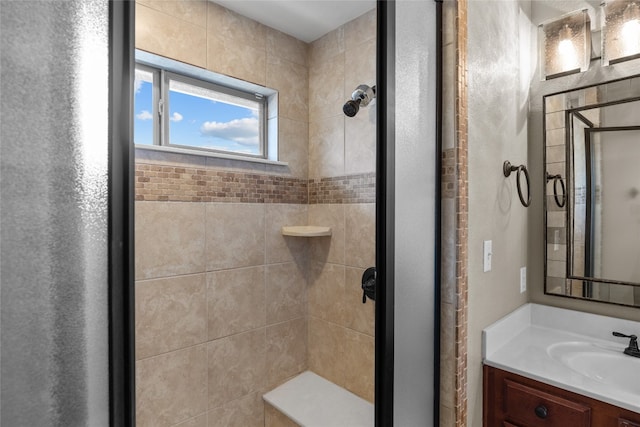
[602, 0, 640, 65]
[539, 10, 591, 80]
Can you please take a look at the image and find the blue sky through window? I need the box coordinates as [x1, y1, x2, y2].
[168, 90, 260, 155]
[133, 67, 261, 155]
[134, 74, 153, 145]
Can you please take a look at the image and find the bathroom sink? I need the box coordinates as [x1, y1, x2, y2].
[547, 342, 640, 395]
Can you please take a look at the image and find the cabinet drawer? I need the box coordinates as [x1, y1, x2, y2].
[504, 379, 591, 427]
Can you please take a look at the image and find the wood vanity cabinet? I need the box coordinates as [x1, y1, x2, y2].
[484, 366, 640, 427]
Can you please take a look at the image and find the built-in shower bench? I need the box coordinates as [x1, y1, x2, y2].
[263, 371, 374, 427]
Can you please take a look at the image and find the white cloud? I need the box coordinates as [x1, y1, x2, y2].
[170, 112, 183, 122]
[200, 117, 259, 146]
[136, 110, 153, 121]
[134, 77, 144, 94]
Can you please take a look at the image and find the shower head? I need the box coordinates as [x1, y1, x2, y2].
[343, 84, 376, 117]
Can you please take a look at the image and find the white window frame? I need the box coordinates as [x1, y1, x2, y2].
[134, 50, 282, 164]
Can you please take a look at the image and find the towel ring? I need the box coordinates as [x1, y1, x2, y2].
[503, 161, 531, 207]
[546, 173, 566, 208]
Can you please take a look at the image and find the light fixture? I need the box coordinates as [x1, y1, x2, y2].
[602, 0, 640, 65]
[539, 10, 591, 80]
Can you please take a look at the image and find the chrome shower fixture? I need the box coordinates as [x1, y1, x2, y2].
[343, 84, 376, 117]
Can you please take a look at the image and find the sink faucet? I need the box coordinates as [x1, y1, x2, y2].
[613, 332, 640, 358]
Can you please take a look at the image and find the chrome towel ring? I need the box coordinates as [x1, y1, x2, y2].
[503, 161, 531, 207]
[546, 172, 566, 208]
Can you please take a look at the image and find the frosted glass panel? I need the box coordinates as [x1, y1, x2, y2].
[1, 1, 111, 425]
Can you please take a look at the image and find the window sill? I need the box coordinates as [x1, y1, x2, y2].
[134, 144, 289, 167]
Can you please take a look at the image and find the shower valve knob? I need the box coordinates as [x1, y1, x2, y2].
[361, 267, 376, 304]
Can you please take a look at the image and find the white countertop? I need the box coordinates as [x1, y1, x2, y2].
[483, 303, 640, 413]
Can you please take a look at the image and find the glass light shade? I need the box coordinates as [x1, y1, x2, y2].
[539, 10, 591, 80]
[602, 0, 640, 65]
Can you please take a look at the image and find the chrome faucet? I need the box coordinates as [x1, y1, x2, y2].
[613, 332, 640, 358]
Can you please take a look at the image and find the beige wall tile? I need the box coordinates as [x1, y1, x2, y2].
[136, 0, 207, 28]
[266, 318, 307, 389]
[175, 413, 207, 427]
[440, 405, 455, 427]
[135, 4, 207, 68]
[309, 54, 345, 121]
[205, 203, 265, 271]
[546, 128, 565, 147]
[207, 267, 266, 340]
[344, 8, 376, 52]
[206, 35, 266, 86]
[308, 317, 345, 387]
[308, 204, 345, 264]
[344, 37, 376, 176]
[207, 329, 266, 408]
[344, 203, 375, 269]
[265, 404, 300, 427]
[267, 56, 308, 123]
[345, 104, 376, 175]
[310, 27, 345, 65]
[308, 262, 346, 326]
[265, 204, 308, 265]
[546, 145, 565, 164]
[207, 2, 267, 51]
[343, 329, 374, 403]
[267, 29, 309, 67]
[207, 393, 263, 427]
[344, 38, 376, 99]
[344, 267, 374, 336]
[135, 202, 205, 280]
[266, 263, 306, 325]
[309, 115, 345, 179]
[274, 118, 309, 179]
[546, 112, 565, 130]
[136, 345, 208, 427]
[136, 274, 207, 360]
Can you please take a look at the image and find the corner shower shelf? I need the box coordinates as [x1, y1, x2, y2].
[281, 226, 332, 237]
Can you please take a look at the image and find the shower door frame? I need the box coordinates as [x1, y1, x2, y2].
[375, 1, 395, 425]
[108, 1, 400, 425]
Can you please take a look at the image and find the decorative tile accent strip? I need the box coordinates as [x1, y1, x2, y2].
[135, 163, 308, 204]
[308, 172, 376, 204]
[454, 1, 468, 426]
[442, 149, 456, 199]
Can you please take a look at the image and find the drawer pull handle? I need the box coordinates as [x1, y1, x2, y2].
[535, 405, 548, 419]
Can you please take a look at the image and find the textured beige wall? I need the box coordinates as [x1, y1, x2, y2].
[466, 1, 532, 426]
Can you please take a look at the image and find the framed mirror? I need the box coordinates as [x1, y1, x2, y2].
[544, 74, 640, 306]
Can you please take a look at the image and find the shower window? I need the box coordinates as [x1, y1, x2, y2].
[134, 59, 271, 159]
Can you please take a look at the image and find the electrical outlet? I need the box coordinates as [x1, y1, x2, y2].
[483, 240, 492, 272]
[520, 267, 527, 293]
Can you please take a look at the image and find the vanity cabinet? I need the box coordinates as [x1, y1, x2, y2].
[484, 366, 640, 427]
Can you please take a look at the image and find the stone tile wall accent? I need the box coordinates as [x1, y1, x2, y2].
[454, 1, 469, 425]
[308, 173, 376, 204]
[135, 163, 308, 204]
[135, 164, 376, 205]
[440, 1, 469, 426]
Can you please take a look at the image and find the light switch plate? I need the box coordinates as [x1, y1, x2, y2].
[520, 267, 527, 293]
[483, 240, 492, 272]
